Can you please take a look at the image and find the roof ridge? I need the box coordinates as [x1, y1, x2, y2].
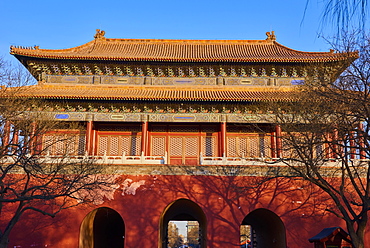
[103, 38, 272, 44]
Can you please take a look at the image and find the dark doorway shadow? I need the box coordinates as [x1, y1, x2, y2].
[79, 207, 125, 248]
[242, 208, 286, 248]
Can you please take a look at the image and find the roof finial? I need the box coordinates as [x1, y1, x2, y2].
[94, 29, 106, 39]
[266, 31, 276, 41]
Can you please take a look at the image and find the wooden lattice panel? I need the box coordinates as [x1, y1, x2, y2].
[281, 137, 323, 159]
[237, 137, 247, 156]
[42, 135, 54, 154]
[66, 135, 77, 155]
[185, 137, 199, 156]
[130, 136, 141, 155]
[227, 134, 271, 158]
[248, 136, 259, 157]
[151, 136, 166, 156]
[202, 136, 217, 156]
[98, 136, 109, 155]
[54, 136, 65, 155]
[281, 132, 306, 158]
[110, 136, 120, 155]
[282, 139, 299, 158]
[98, 135, 141, 156]
[42, 133, 86, 155]
[262, 136, 271, 157]
[169, 137, 183, 156]
[227, 137, 237, 157]
[77, 135, 86, 155]
[121, 136, 131, 155]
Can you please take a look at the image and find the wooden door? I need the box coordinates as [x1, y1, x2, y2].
[149, 124, 219, 165]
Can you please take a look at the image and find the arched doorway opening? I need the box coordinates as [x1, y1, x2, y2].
[160, 198, 207, 248]
[79, 207, 125, 248]
[241, 208, 286, 248]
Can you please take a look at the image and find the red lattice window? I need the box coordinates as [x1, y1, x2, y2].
[42, 131, 86, 155]
[151, 136, 166, 156]
[169, 137, 183, 156]
[149, 124, 219, 164]
[202, 136, 217, 156]
[227, 134, 271, 158]
[185, 137, 199, 156]
[97, 135, 141, 156]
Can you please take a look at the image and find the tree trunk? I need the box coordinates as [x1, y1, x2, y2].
[0, 235, 9, 248]
[346, 221, 366, 248]
[0, 202, 25, 248]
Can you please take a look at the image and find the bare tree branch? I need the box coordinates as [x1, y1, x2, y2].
[0, 58, 116, 248]
[271, 34, 370, 248]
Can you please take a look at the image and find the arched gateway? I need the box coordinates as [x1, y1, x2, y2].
[79, 207, 125, 248]
[160, 199, 207, 248]
[241, 208, 286, 248]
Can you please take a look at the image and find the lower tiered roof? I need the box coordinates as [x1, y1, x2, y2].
[5, 85, 296, 102]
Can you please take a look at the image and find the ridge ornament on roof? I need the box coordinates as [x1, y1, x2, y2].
[94, 29, 105, 39]
[265, 31, 276, 41]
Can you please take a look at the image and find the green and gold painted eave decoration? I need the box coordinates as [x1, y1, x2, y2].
[46, 111, 275, 123]
[26, 60, 341, 84]
[28, 101, 276, 123]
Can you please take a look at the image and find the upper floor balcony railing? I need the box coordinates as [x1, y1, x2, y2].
[3, 151, 366, 167]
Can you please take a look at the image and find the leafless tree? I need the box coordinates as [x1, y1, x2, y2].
[273, 35, 370, 248]
[305, 0, 368, 36]
[324, 0, 368, 32]
[0, 59, 115, 248]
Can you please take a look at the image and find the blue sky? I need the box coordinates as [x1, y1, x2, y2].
[0, 0, 344, 65]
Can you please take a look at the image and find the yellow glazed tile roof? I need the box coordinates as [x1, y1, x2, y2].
[10, 31, 356, 63]
[6, 85, 296, 102]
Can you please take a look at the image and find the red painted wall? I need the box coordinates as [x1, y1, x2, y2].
[5, 174, 369, 248]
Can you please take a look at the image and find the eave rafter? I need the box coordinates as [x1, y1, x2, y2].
[22, 59, 346, 81]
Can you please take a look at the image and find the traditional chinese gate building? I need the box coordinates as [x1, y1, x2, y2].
[7, 30, 362, 248]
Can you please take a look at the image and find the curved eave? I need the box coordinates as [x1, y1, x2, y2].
[11, 53, 353, 64]
[6, 93, 295, 102]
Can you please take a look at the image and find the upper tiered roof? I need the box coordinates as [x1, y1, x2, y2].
[10, 30, 356, 63]
[7, 31, 357, 105]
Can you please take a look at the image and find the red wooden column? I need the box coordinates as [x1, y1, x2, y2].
[29, 122, 37, 155]
[270, 129, 276, 158]
[350, 131, 356, 159]
[359, 122, 366, 159]
[275, 125, 282, 158]
[12, 129, 19, 152]
[85, 120, 94, 155]
[325, 133, 333, 159]
[220, 119, 227, 157]
[3, 121, 11, 153]
[35, 128, 43, 155]
[141, 121, 148, 156]
[332, 128, 339, 159]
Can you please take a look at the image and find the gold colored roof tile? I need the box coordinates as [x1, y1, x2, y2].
[10, 32, 356, 63]
[5, 85, 296, 102]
